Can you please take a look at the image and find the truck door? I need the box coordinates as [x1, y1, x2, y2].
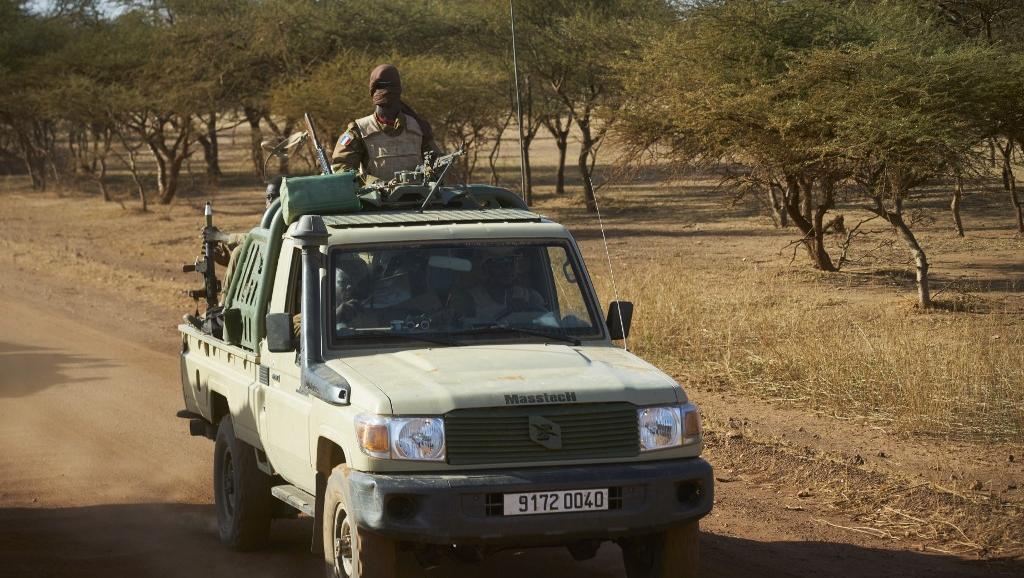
[259, 244, 315, 490]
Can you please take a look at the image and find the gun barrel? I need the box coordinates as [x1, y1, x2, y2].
[304, 113, 334, 175]
[202, 202, 218, 310]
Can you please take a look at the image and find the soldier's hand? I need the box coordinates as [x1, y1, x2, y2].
[203, 226, 232, 244]
[213, 243, 232, 267]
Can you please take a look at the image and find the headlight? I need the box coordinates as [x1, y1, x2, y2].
[355, 415, 446, 461]
[638, 403, 702, 452]
[391, 418, 446, 461]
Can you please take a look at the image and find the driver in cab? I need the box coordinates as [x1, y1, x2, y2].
[331, 64, 439, 183]
[457, 250, 547, 323]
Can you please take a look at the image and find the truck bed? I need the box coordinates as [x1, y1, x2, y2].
[179, 324, 264, 447]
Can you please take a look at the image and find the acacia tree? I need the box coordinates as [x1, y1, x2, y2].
[104, 9, 202, 204]
[57, 77, 116, 200]
[617, 0, 1001, 308]
[522, 0, 672, 212]
[161, 0, 255, 184]
[0, 3, 75, 189]
[924, 0, 1024, 233]
[616, 0, 877, 268]
[795, 42, 987, 308]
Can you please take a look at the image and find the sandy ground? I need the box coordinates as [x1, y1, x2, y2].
[0, 184, 1020, 576]
[0, 284, 1015, 578]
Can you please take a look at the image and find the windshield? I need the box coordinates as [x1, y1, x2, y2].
[330, 241, 602, 344]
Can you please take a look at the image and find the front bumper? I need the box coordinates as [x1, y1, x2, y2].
[343, 458, 713, 545]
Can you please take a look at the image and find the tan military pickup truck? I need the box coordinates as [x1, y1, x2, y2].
[177, 170, 713, 578]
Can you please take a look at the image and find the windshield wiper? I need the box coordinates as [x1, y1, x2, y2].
[455, 324, 582, 346]
[342, 331, 459, 347]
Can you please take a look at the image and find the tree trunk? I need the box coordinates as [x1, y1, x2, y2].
[244, 107, 264, 178]
[578, 117, 597, 213]
[579, 148, 595, 212]
[799, 176, 813, 223]
[869, 197, 931, 309]
[951, 174, 964, 237]
[161, 155, 185, 205]
[522, 144, 533, 205]
[488, 134, 502, 186]
[783, 175, 836, 271]
[127, 149, 147, 212]
[114, 129, 147, 211]
[487, 115, 512, 187]
[14, 124, 47, 190]
[1012, 179, 1024, 234]
[144, 116, 192, 205]
[97, 156, 110, 202]
[543, 114, 573, 195]
[197, 111, 221, 185]
[811, 180, 837, 272]
[767, 183, 788, 227]
[999, 138, 1024, 233]
[555, 137, 568, 194]
[1000, 139, 1024, 234]
[148, 141, 169, 202]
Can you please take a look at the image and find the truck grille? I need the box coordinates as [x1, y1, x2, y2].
[445, 403, 639, 466]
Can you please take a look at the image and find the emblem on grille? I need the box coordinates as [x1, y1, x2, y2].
[528, 415, 562, 450]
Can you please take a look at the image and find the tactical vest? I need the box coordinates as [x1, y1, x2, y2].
[355, 113, 424, 180]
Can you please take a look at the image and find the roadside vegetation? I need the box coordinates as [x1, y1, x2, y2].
[0, 0, 1021, 441]
[612, 261, 1023, 440]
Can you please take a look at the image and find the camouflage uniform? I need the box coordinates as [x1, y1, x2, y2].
[330, 113, 438, 181]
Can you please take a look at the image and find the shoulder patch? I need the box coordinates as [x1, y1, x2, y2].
[337, 132, 353, 148]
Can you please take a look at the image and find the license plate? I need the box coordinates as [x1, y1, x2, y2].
[503, 488, 609, 516]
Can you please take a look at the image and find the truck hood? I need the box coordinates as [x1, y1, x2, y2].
[326, 343, 682, 415]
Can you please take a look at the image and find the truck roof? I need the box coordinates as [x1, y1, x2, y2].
[321, 208, 543, 229]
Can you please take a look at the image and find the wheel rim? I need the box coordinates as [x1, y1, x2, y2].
[333, 503, 354, 577]
[221, 448, 236, 518]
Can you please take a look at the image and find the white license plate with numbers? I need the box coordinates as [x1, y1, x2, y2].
[503, 488, 609, 516]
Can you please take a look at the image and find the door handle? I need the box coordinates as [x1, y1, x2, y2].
[271, 373, 281, 382]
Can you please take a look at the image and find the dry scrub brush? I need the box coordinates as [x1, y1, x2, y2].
[592, 260, 1024, 441]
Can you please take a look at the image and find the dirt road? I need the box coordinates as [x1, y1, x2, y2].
[0, 286, 1013, 578]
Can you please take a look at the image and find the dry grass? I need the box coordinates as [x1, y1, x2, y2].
[592, 260, 1024, 441]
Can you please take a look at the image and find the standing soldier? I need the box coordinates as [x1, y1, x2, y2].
[331, 64, 439, 182]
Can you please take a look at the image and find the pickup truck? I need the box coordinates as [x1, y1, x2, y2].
[177, 170, 713, 578]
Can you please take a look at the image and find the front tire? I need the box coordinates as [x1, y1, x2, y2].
[213, 416, 272, 550]
[620, 521, 700, 578]
[322, 466, 404, 578]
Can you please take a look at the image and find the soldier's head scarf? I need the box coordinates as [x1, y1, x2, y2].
[369, 64, 402, 110]
[368, 64, 435, 143]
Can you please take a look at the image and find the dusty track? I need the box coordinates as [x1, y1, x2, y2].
[0, 282, 1015, 578]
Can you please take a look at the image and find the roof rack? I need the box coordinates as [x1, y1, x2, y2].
[322, 208, 542, 229]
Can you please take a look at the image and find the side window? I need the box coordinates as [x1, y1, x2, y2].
[546, 247, 590, 327]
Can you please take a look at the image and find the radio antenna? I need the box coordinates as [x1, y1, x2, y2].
[588, 174, 628, 351]
[509, 0, 528, 203]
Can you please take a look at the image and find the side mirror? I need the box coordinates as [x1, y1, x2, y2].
[606, 301, 634, 341]
[266, 312, 296, 352]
